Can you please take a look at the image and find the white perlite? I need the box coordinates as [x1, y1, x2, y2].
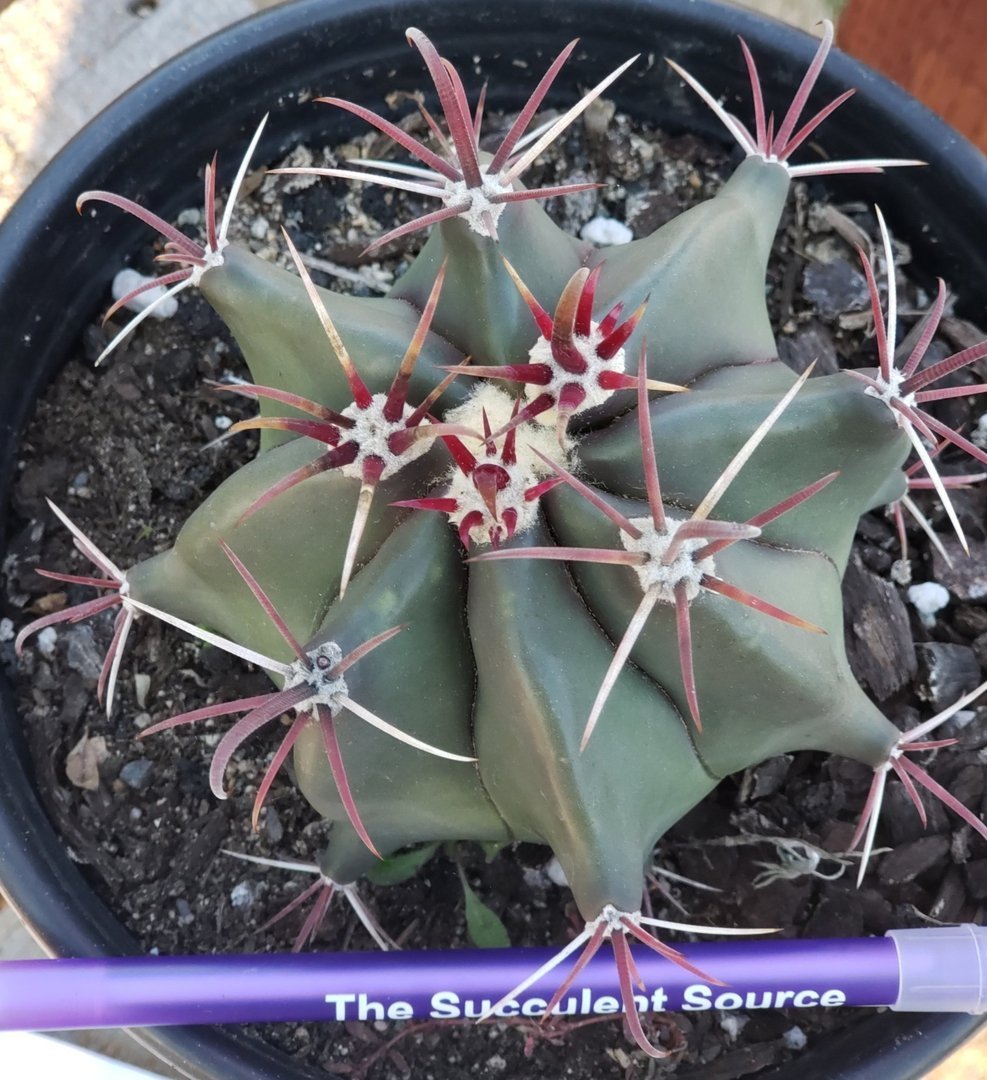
[782, 1025, 807, 1050]
[230, 879, 259, 909]
[718, 1013, 749, 1042]
[907, 581, 950, 625]
[111, 268, 179, 319]
[37, 626, 58, 657]
[544, 856, 569, 888]
[580, 215, 633, 246]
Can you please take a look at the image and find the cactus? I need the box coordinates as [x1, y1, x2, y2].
[17, 23, 987, 1058]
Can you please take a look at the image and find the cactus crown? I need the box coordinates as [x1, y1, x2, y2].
[18, 22, 987, 1060]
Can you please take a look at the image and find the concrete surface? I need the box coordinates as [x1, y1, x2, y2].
[0, 0, 259, 216]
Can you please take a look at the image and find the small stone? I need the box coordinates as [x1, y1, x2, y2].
[963, 859, 987, 900]
[890, 559, 912, 586]
[933, 538, 987, 601]
[582, 96, 615, 140]
[956, 606, 987, 638]
[112, 380, 142, 403]
[930, 867, 966, 922]
[61, 675, 92, 726]
[133, 712, 152, 730]
[805, 892, 863, 938]
[65, 625, 103, 681]
[783, 1026, 807, 1051]
[915, 642, 982, 708]
[972, 633, 987, 672]
[950, 764, 984, 810]
[555, 173, 600, 230]
[878, 835, 950, 886]
[111, 268, 179, 319]
[624, 190, 679, 233]
[484, 1054, 507, 1073]
[231, 879, 260, 909]
[882, 775, 950, 844]
[176, 207, 201, 228]
[859, 544, 889, 578]
[250, 215, 270, 240]
[580, 216, 633, 246]
[522, 866, 550, 889]
[610, 1049, 633, 1070]
[747, 755, 792, 799]
[119, 758, 154, 790]
[777, 320, 840, 376]
[33, 659, 54, 690]
[134, 672, 151, 709]
[213, 415, 233, 431]
[264, 805, 284, 845]
[843, 554, 917, 700]
[801, 258, 869, 319]
[856, 513, 895, 545]
[0, 618, 13, 643]
[175, 898, 195, 925]
[65, 732, 109, 791]
[37, 626, 57, 657]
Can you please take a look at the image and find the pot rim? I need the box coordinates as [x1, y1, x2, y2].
[1, 1, 985, 1077]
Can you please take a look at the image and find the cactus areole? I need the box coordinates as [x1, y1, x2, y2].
[11, 13, 987, 1064]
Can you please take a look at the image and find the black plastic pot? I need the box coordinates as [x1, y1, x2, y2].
[1, 1, 985, 1077]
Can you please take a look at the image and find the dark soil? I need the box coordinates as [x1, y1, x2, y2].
[4, 101, 987, 1080]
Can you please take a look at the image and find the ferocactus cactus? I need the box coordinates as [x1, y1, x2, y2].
[17, 22, 987, 1058]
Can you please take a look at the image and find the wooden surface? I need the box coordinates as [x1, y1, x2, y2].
[0, 0, 259, 217]
[839, 0, 987, 153]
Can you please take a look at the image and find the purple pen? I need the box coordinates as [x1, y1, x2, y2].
[0, 925, 984, 1032]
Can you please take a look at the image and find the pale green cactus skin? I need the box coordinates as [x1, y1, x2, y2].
[116, 142, 913, 918]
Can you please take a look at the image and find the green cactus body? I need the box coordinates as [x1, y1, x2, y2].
[588, 157, 790, 389]
[28, 22, 987, 1059]
[389, 192, 587, 365]
[578, 364, 910, 568]
[123, 155, 909, 906]
[292, 511, 510, 885]
[199, 247, 472, 448]
[469, 520, 718, 916]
